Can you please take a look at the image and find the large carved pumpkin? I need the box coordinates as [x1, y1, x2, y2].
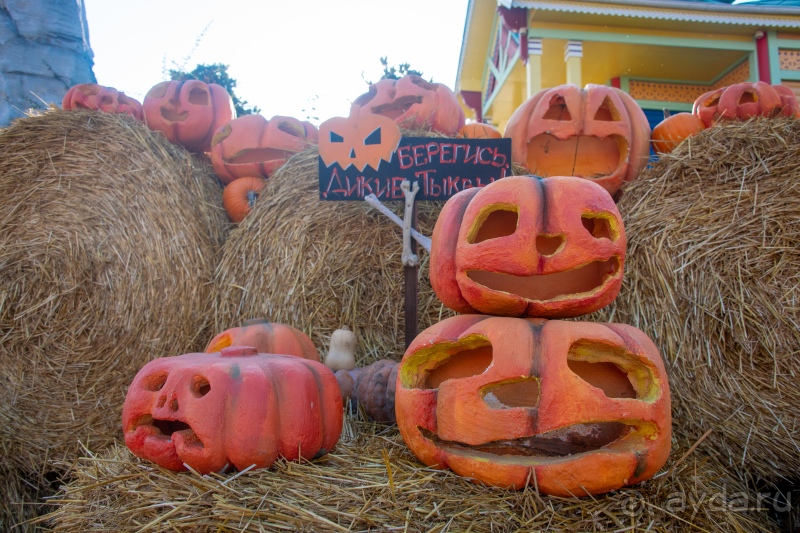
[430, 175, 626, 318]
[123, 346, 342, 473]
[62, 83, 143, 120]
[143, 80, 235, 152]
[693, 81, 799, 127]
[353, 75, 465, 135]
[319, 106, 402, 172]
[395, 315, 671, 496]
[504, 84, 650, 196]
[205, 318, 320, 362]
[211, 114, 319, 184]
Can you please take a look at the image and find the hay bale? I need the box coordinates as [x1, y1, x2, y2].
[42, 418, 776, 532]
[586, 117, 800, 480]
[0, 466, 53, 533]
[0, 110, 227, 480]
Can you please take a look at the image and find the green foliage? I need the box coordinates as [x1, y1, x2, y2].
[378, 56, 424, 80]
[169, 63, 260, 117]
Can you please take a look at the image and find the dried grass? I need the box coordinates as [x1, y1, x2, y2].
[0, 110, 227, 489]
[212, 128, 525, 365]
[585, 117, 800, 480]
[41, 414, 776, 532]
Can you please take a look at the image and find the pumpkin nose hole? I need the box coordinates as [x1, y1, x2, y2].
[156, 395, 166, 408]
[581, 214, 617, 241]
[349, 148, 356, 158]
[543, 96, 571, 120]
[483, 378, 540, 409]
[470, 207, 518, 243]
[170, 398, 179, 412]
[536, 234, 565, 256]
[738, 91, 757, 104]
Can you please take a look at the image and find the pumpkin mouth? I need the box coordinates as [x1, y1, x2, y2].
[160, 107, 189, 123]
[466, 256, 620, 303]
[419, 421, 633, 460]
[224, 148, 298, 166]
[526, 134, 627, 180]
[132, 415, 205, 448]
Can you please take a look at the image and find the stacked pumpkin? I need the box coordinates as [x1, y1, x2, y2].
[652, 81, 799, 154]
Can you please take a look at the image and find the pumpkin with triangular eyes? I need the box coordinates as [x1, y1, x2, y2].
[319, 106, 401, 172]
[693, 81, 799, 127]
[395, 315, 671, 496]
[431, 175, 625, 319]
[211, 114, 319, 184]
[143, 80, 235, 152]
[505, 84, 650, 197]
[62, 83, 143, 120]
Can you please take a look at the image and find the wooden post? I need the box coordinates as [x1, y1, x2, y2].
[404, 202, 418, 350]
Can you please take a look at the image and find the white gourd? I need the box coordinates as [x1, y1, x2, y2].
[325, 325, 356, 371]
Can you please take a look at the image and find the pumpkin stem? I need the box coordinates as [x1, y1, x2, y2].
[663, 108, 671, 119]
[247, 190, 256, 209]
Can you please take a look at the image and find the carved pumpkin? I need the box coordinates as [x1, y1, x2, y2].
[395, 315, 671, 495]
[353, 75, 465, 135]
[143, 80, 235, 152]
[505, 84, 650, 197]
[211, 114, 319, 184]
[222, 176, 266, 223]
[62, 83, 143, 120]
[319, 106, 401, 172]
[205, 318, 320, 363]
[123, 346, 342, 473]
[651, 110, 705, 155]
[459, 123, 502, 139]
[430, 175, 626, 318]
[693, 82, 799, 127]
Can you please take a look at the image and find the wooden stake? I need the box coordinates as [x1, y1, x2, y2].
[404, 201, 418, 349]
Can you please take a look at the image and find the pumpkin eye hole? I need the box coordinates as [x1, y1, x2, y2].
[144, 372, 168, 392]
[364, 127, 381, 145]
[469, 206, 519, 244]
[329, 131, 344, 143]
[739, 91, 757, 104]
[581, 214, 618, 241]
[188, 87, 209, 106]
[705, 95, 721, 107]
[593, 97, 621, 122]
[100, 95, 114, 107]
[278, 120, 306, 138]
[424, 344, 493, 389]
[353, 85, 377, 107]
[483, 378, 540, 409]
[568, 340, 656, 400]
[192, 376, 211, 398]
[536, 234, 565, 256]
[543, 96, 572, 121]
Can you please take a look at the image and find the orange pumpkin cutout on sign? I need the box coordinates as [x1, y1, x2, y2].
[505, 84, 650, 197]
[431, 175, 626, 319]
[395, 315, 671, 496]
[319, 106, 401, 172]
[143, 80, 235, 153]
[211, 115, 319, 184]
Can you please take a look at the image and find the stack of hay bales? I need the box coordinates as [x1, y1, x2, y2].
[588, 117, 800, 486]
[0, 110, 228, 529]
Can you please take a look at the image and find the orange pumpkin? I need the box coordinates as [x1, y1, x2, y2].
[143, 80, 235, 152]
[504, 84, 650, 197]
[459, 123, 502, 139]
[123, 346, 342, 473]
[210, 114, 319, 184]
[353, 75, 465, 135]
[222, 177, 266, 223]
[319, 106, 402, 172]
[651, 110, 705, 155]
[205, 318, 320, 362]
[63, 83, 143, 120]
[395, 314, 671, 495]
[693, 81, 799, 127]
[430, 175, 625, 318]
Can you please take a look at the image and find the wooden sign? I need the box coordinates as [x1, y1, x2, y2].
[319, 109, 512, 201]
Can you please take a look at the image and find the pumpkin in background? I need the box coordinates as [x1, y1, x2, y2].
[222, 176, 266, 223]
[395, 315, 671, 495]
[353, 360, 398, 424]
[693, 81, 799, 127]
[353, 74, 465, 135]
[62, 83, 143, 120]
[459, 122, 502, 139]
[123, 346, 342, 473]
[504, 84, 650, 197]
[143, 80, 234, 152]
[335, 369, 361, 403]
[211, 114, 318, 184]
[205, 318, 320, 362]
[319, 106, 402, 172]
[651, 110, 705, 155]
[431, 175, 626, 318]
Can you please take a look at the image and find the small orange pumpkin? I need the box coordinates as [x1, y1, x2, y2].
[319, 106, 402, 172]
[62, 83, 143, 120]
[459, 123, 502, 139]
[205, 318, 320, 362]
[222, 176, 266, 223]
[651, 110, 705, 155]
[210, 115, 319, 184]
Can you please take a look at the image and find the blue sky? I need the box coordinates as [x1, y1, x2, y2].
[84, 1, 468, 125]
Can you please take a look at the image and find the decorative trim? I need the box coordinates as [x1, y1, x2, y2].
[564, 40, 583, 60]
[511, 0, 800, 27]
[779, 50, 800, 71]
[528, 38, 543, 55]
[527, 27, 755, 51]
[625, 59, 750, 103]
